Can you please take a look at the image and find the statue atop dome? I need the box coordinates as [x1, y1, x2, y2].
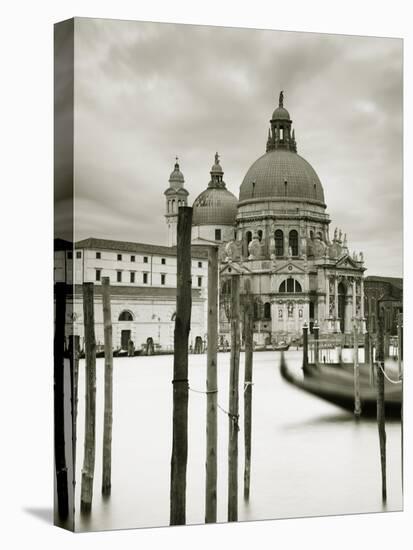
[279, 90, 284, 107]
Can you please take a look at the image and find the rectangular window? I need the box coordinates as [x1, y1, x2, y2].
[117, 254, 122, 261]
[76, 251, 81, 259]
[117, 271, 122, 283]
[130, 272, 135, 283]
[95, 269, 101, 281]
[143, 272, 148, 284]
[67, 251, 73, 259]
[161, 274, 166, 285]
[143, 256, 148, 263]
[215, 229, 222, 241]
[198, 261, 202, 268]
[131, 255, 135, 262]
[96, 252, 101, 259]
[197, 277, 202, 287]
[161, 258, 166, 265]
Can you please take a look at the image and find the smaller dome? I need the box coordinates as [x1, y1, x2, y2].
[272, 106, 291, 120]
[192, 187, 237, 226]
[192, 152, 237, 226]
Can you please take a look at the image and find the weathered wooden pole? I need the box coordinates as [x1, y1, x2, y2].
[101, 277, 114, 496]
[353, 323, 361, 417]
[376, 302, 387, 502]
[302, 321, 309, 369]
[228, 275, 240, 522]
[397, 312, 402, 379]
[243, 289, 254, 501]
[170, 206, 192, 526]
[81, 282, 97, 513]
[68, 334, 80, 480]
[54, 282, 69, 520]
[313, 321, 319, 366]
[205, 245, 218, 523]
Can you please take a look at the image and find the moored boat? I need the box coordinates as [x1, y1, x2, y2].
[280, 354, 402, 418]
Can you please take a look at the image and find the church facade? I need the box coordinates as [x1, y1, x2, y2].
[170, 92, 367, 345]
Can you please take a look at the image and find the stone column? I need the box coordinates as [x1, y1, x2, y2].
[334, 276, 339, 332]
[284, 232, 289, 257]
[352, 279, 356, 321]
[360, 278, 366, 333]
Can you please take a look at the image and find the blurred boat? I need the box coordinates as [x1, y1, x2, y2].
[273, 342, 290, 351]
[280, 354, 402, 418]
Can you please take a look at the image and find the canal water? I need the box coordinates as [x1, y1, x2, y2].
[74, 351, 402, 531]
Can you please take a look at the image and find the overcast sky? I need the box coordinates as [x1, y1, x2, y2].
[68, 17, 402, 277]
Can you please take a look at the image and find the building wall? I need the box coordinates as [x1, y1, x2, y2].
[69, 295, 206, 351]
[192, 224, 234, 243]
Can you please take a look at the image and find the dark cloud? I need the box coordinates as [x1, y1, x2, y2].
[70, 18, 402, 276]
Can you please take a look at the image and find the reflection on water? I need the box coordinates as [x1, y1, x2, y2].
[75, 351, 402, 531]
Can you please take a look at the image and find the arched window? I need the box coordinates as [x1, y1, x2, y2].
[118, 310, 134, 321]
[257, 230, 263, 242]
[274, 229, 284, 256]
[289, 229, 299, 256]
[279, 279, 302, 293]
[264, 302, 271, 319]
[246, 231, 252, 244]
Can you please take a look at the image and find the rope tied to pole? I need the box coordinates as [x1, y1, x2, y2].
[188, 386, 218, 394]
[188, 385, 240, 431]
[244, 381, 254, 393]
[376, 362, 402, 385]
[217, 403, 240, 432]
[172, 378, 189, 386]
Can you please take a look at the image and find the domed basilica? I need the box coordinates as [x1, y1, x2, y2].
[164, 92, 366, 344]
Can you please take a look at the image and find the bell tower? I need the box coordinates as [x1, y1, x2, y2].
[164, 157, 189, 247]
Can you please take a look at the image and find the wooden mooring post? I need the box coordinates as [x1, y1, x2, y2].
[243, 288, 254, 501]
[80, 282, 97, 513]
[101, 277, 114, 496]
[302, 322, 309, 369]
[205, 245, 218, 523]
[68, 334, 80, 483]
[397, 312, 402, 379]
[54, 282, 69, 520]
[353, 323, 361, 417]
[228, 275, 240, 522]
[170, 206, 192, 526]
[376, 302, 387, 502]
[313, 321, 319, 366]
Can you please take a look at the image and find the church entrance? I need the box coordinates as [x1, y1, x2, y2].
[338, 282, 346, 333]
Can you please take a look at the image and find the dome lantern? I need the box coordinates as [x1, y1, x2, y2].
[267, 91, 296, 153]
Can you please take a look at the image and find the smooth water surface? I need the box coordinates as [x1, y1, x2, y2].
[75, 351, 402, 531]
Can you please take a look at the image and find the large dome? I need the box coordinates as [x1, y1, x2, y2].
[239, 149, 325, 205]
[193, 187, 237, 226]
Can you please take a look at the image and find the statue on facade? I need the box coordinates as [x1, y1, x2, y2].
[224, 240, 239, 262]
[248, 233, 261, 259]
